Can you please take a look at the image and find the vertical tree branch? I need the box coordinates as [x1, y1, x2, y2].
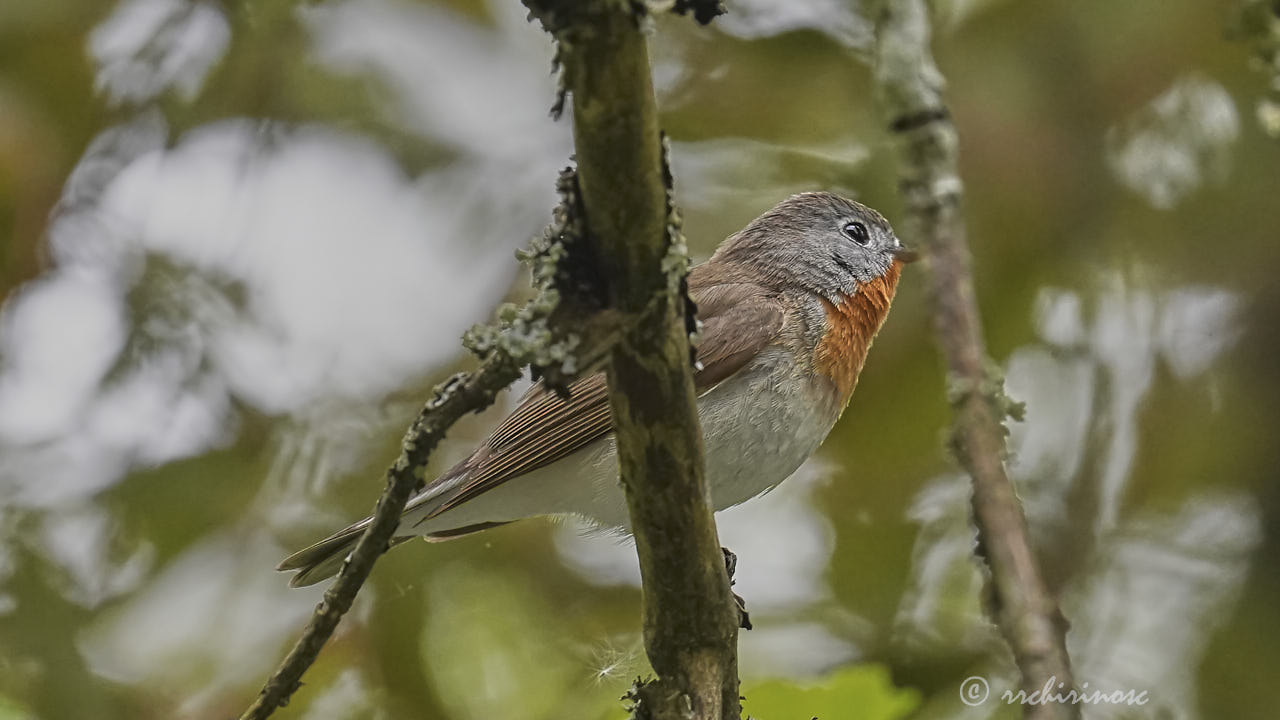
[524, 2, 740, 718]
[868, 1, 1077, 717]
[237, 2, 738, 717]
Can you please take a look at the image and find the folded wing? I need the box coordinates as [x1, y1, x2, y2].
[412, 279, 785, 523]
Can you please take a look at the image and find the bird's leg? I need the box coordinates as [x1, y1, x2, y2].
[721, 546, 752, 630]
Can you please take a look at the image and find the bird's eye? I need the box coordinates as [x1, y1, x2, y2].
[842, 221, 871, 246]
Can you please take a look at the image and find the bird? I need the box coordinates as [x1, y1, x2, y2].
[278, 191, 916, 587]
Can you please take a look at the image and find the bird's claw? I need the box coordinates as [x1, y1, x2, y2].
[721, 547, 752, 630]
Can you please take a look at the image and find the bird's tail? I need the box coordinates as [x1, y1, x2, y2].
[278, 519, 511, 587]
[278, 506, 512, 586]
[277, 518, 382, 588]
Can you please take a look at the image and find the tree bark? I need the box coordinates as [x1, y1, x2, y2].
[869, 1, 1078, 717]
[240, 3, 740, 718]
[523, 3, 742, 718]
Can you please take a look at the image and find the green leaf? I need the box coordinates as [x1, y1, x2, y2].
[742, 664, 921, 720]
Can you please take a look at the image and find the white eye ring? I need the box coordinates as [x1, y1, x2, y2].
[842, 221, 871, 246]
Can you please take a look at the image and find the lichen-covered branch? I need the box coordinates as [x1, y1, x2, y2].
[524, 2, 740, 719]
[238, 358, 521, 720]
[238, 176, 594, 720]
[242, 2, 738, 716]
[868, 1, 1077, 717]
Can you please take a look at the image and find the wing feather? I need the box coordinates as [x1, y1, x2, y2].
[418, 279, 784, 521]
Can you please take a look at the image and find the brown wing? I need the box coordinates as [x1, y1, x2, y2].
[688, 282, 787, 390]
[413, 280, 785, 522]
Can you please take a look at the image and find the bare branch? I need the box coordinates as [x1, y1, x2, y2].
[869, 1, 1077, 717]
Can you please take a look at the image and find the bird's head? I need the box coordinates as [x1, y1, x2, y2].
[712, 191, 916, 301]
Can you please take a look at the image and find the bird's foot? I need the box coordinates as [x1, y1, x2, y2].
[721, 546, 752, 631]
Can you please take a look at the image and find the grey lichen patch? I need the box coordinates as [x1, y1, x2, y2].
[945, 359, 1026, 463]
[983, 359, 1026, 425]
[621, 677, 646, 719]
[462, 301, 572, 373]
[945, 359, 1025, 422]
[523, 1, 636, 118]
[546, 44, 570, 120]
[622, 676, 693, 720]
[399, 432, 416, 459]
[396, 168, 604, 481]
[658, 133, 689, 283]
[393, 382, 458, 483]
[527, 167, 608, 310]
[463, 165, 604, 394]
[659, 132, 699, 364]
[425, 372, 470, 411]
[521, 1, 585, 119]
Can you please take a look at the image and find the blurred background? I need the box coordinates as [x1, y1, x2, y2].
[1, 0, 1278, 718]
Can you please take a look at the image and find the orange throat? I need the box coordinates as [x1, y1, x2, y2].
[814, 261, 903, 403]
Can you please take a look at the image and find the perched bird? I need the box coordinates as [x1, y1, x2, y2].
[279, 192, 915, 587]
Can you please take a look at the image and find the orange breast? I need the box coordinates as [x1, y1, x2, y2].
[814, 262, 903, 403]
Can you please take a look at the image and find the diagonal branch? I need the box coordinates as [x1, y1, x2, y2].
[238, 356, 523, 720]
[868, 1, 1077, 717]
[238, 171, 607, 720]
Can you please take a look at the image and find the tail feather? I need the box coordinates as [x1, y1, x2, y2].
[279, 516, 509, 587]
[277, 519, 370, 588]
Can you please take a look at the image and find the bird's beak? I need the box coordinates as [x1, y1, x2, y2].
[890, 244, 920, 264]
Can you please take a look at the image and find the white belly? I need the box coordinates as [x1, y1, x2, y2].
[414, 350, 841, 535]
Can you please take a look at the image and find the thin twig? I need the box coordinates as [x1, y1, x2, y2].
[869, 1, 1077, 717]
[238, 355, 522, 720]
[237, 163, 607, 719]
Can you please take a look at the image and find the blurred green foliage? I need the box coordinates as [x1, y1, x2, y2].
[1, 1, 1278, 720]
[742, 665, 920, 720]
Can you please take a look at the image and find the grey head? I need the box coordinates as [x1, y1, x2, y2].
[710, 192, 915, 300]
